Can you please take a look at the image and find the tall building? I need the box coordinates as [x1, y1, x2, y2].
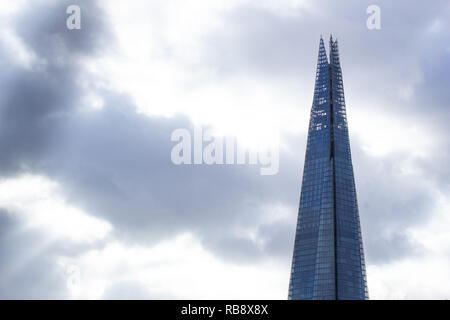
[288, 36, 368, 300]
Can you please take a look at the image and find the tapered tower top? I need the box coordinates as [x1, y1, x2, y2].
[288, 36, 368, 300]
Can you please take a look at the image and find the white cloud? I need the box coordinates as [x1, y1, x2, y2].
[0, 175, 112, 243]
[86, 0, 310, 151]
[0, 0, 27, 15]
[0, 175, 290, 299]
[0, 28, 42, 69]
[350, 107, 434, 158]
[59, 233, 289, 299]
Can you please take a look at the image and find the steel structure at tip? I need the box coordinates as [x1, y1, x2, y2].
[288, 36, 368, 300]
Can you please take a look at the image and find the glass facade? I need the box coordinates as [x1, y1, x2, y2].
[288, 36, 368, 300]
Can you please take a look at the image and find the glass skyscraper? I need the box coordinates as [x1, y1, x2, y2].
[288, 36, 368, 300]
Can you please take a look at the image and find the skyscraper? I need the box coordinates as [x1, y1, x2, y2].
[288, 36, 368, 300]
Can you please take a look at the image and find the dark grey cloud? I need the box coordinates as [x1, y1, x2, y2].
[364, 231, 424, 265]
[351, 143, 432, 264]
[31, 99, 302, 258]
[0, 0, 113, 175]
[15, 0, 113, 59]
[0, 0, 301, 267]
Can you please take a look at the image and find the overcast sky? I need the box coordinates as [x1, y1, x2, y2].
[0, 0, 449, 299]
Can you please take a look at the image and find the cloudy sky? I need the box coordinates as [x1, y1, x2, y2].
[0, 0, 449, 299]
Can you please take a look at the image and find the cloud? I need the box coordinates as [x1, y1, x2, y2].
[0, 211, 69, 299]
[0, 0, 449, 299]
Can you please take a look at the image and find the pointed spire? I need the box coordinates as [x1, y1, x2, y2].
[289, 35, 368, 301]
[328, 35, 340, 63]
[329, 36, 340, 59]
[313, 36, 330, 105]
[317, 35, 329, 67]
[329, 35, 334, 62]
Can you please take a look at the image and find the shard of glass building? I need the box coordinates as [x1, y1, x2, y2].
[288, 36, 368, 300]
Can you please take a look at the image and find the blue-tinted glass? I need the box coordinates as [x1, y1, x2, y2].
[288, 37, 368, 300]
